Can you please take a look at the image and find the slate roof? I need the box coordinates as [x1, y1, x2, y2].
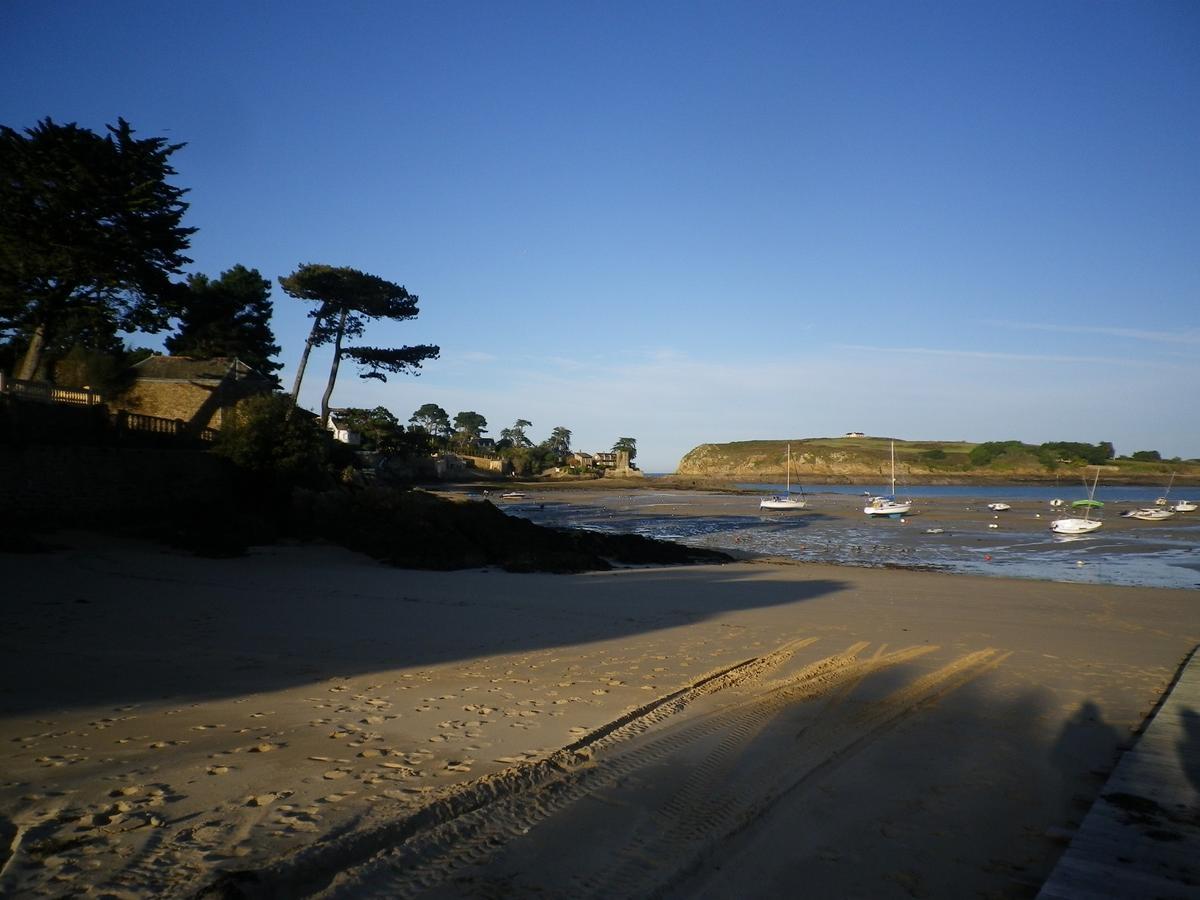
[130, 356, 270, 383]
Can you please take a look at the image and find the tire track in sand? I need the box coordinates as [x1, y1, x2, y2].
[198, 638, 815, 899]
[316, 641, 955, 899]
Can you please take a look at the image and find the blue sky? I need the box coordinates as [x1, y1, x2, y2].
[4, 1, 1197, 471]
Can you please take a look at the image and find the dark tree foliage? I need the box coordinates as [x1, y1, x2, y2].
[969, 440, 1114, 468]
[0, 117, 195, 380]
[1036, 441, 1113, 467]
[334, 406, 430, 454]
[612, 437, 637, 460]
[278, 264, 439, 423]
[1130, 449, 1161, 462]
[166, 265, 282, 384]
[968, 440, 1026, 467]
[410, 403, 452, 443]
[544, 426, 572, 457]
[453, 411, 487, 448]
[499, 418, 533, 448]
[211, 394, 330, 489]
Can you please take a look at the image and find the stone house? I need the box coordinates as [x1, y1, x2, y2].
[113, 356, 274, 434]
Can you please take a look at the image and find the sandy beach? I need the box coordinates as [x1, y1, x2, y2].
[2, 530, 1198, 898]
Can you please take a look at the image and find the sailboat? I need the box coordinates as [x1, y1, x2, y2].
[760, 444, 808, 510]
[1050, 469, 1103, 534]
[863, 441, 912, 516]
[1154, 473, 1176, 506]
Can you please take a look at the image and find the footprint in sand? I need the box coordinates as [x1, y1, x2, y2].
[207, 766, 232, 776]
[190, 724, 225, 731]
[591, 689, 608, 696]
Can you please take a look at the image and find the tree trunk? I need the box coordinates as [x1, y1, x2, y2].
[16, 322, 48, 381]
[319, 307, 349, 425]
[290, 328, 318, 404]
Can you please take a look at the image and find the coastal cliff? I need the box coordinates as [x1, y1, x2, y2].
[676, 437, 1200, 484]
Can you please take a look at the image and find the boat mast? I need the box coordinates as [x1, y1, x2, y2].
[786, 444, 791, 494]
[890, 441, 896, 496]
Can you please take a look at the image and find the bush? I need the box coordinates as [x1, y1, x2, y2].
[1130, 450, 1161, 462]
[211, 394, 332, 489]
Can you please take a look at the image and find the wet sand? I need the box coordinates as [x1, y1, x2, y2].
[1, 532, 1197, 897]
[486, 487, 1200, 588]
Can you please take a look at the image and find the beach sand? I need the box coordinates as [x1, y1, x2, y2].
[2, 531, 1197, 897]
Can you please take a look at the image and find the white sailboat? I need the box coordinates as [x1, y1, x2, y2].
[1123, 507, 1175, 521]
[760, 444, 808, 510]
[864, 441, 911, 516]
[1050, 469, 1103, 535]
[1155, 473, 1176, 506]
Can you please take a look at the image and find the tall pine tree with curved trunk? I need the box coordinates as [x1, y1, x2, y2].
[166, 265, 282, 385]
[0, 118, 194, 380]
[278, 264, 439, 423]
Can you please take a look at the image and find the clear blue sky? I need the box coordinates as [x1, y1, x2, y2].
[4, 1, 1197, 471]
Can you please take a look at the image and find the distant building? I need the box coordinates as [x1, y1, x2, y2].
[326, 410, 362, 445]
[567, 451, 595, 468]
[843, 431, 865, 438]
[113, 356, 274, 433]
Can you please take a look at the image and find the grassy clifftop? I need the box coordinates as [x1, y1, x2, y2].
[676, 437, 1200, 483]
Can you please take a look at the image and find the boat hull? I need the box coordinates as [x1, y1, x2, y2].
[1050, 518, 1102, 534]
[864, 501, 911, 516]
[1124, 508, 1174, 521]
[760, 498, 807, 510]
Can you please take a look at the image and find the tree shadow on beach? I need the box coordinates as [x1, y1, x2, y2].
[0, 541, 851, 715]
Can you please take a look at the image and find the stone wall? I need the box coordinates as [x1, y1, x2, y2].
[0, 445, 238, 529]
[114, 381, 228, 429]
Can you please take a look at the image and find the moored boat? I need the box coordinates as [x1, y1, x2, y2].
[864, 441, 912, 517]
[1050, 470, 1103, 535]
[760, 444, 807, 511]
[1122, 507, 1175, 521]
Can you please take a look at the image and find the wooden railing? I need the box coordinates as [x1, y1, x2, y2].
[0, 373, 103, 406]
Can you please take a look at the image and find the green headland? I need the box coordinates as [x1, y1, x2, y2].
[676, 437, 1200, 484]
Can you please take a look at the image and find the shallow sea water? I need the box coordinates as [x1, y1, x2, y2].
[503, 490, 1200, 590]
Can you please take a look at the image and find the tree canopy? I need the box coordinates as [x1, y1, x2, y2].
[165, 264, 281, 384]
[499, 418, 533, 448]
[0, 117, 195, 380]
[453, 411, 487, 447]
[278, 263, 439, 422]
[410, 403, 452, 441]
[544, 426, 572, 457]
[612, 437, 637, 460]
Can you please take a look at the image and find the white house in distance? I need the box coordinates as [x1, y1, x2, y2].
[843, 431, 865, 438]
[326, 410, 362, 445]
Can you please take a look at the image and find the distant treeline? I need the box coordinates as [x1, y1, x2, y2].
[968, 440, 1115, 469]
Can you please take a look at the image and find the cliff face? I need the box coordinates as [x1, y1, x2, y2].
[681, 444, 888, 480]
[677, 442, 935, 479]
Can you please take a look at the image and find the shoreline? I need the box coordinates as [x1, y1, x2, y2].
[2, 532, 1198, 896]
[445, 471, 1200, 491]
